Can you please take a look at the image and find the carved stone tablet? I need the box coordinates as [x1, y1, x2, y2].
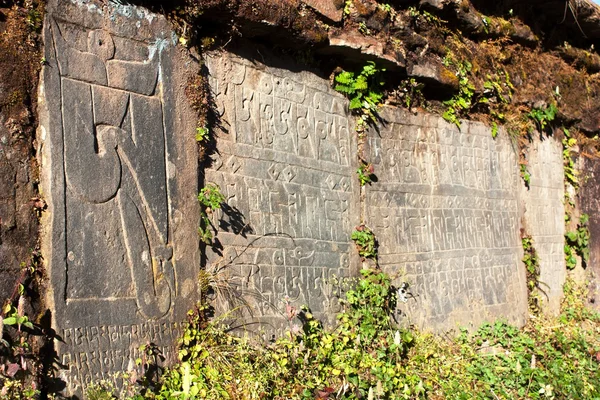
[204, 52, 360, 337]
[39, 0, 199, 394]
[367, 109, 528, 330]
[522, 136, 566, 314]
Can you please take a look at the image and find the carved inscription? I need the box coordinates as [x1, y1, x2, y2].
[205, 54, 359, 332]
[41, 0, 199, 394]
[59, 322, 181, 390]
[368, 110, 527, 329]
[522, 137, 565, 314]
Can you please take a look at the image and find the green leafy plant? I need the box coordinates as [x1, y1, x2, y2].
[398, 77, 426, 109]
[356, 162, 375, 186]
[195, 126, 209, 143]
[358, 21, 370, 35]
[565, 213, 590, 269]
[442, 60, 475, 128]
[334, 61, 385, 131]
[520, 163, 531, 188]
[351, 225, 377, 260]
[198, 183, 226, 245]
[107, 271, 600, 400]
[528, 102, 558, 133]
[562, 128, 579, 191]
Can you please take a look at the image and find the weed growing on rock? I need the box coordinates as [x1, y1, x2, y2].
[565, 213, 590, 269]
[522, 235, 542, 314]
[334, 61, 384, 131]
[197, 183, 226, 245]
[351, 225, 377, 260]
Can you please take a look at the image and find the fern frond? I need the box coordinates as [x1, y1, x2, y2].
[354, 75, 368, 91]
[349, 97, 363, 110]
[335, 84, 356, 94]
[335, 71, 355, 84]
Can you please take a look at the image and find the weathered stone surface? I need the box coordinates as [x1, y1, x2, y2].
[39, 0, 200, 394]
[522, 136, 566, 315]
[581, 157, 600, 308]
[407, 60, 459, 93]
[321, 30, 406, 70]
[366, 109, 528, 331]
[204, 51, 361, 338]
[303, 0, 343, 22]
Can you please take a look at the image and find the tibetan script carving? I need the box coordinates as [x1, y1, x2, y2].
[204, 52, 360, 335]
[367, 109, 528, 330]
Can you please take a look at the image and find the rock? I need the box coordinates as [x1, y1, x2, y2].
[511, 21, 538, 46]
[322, 30, 406, 70]
[407, 59, 459, 92]
[302, 0, 343, 22]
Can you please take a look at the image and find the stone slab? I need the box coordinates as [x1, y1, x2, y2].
[204, 51, 361, 338]
[522, 136, 566, 315]
[366, 109, 528, 331]
[580, 157, 600, 307]
[39, 0, 200, 395]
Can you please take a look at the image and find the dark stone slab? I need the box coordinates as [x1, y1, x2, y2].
[39, 0, 200, 395]
[204, 52, 361, 338]
[581, 157, 600, 309]
[366, 109, 528, 330]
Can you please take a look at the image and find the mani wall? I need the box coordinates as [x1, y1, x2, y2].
[26, 0, 574, 395]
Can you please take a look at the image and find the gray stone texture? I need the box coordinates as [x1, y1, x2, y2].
[366, 109, 528, 330]
[39, 0, 200, 395]
[522, 136, 566, 315]
[204, 52, 361, 337]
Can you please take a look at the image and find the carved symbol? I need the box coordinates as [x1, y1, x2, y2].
[211, 153, 223, 171]
[326, 174, 337, 191]
[226, 155, 241, 173]
[268, 163, 283, 180]
[282, 166, 296, 182]
[339, 177, 350, 192]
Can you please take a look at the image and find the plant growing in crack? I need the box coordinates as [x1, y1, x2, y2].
[334, 61, 384, 133]
[198, 183, 226, 245]
[351, 225, 377, 260]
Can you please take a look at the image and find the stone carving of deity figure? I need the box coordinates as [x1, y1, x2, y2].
[50, 17, 175, 320]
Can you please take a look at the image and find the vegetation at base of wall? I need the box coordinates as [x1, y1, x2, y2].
[197, 183, 226, 245]
[88, 272, 600, 400]
[565, 213, 591, 270]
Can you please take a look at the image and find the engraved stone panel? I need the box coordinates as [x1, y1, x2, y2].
[204, 53, 360, 336]
[367, 109, 528, 330]
[581, 157, 600, 308]
[522, 136, 566, 314]
[39, 0, 199, 395]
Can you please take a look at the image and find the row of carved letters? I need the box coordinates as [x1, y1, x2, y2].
[373, 144, 517, 191]
[219, 83, 351, 162]
[211, 175, 353, 241]
[62, 323, 181, 350]
[368, 191, 517, 211]
[372, 209, 519, 251]
[398, 262, 518, 316]
[63, 345, 175, 387]
[227, 264, 347, 314]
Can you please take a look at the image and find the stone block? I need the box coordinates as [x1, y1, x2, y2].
[204, 51, 361, 338]
[39, 0, 200, 395]
[366, 108, 528, 331]
[521, 136, 566, 315]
